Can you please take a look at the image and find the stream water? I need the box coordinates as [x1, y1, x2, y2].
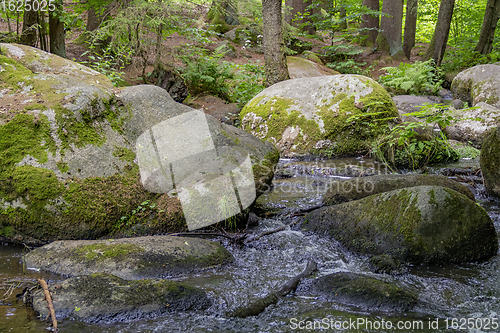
[1, 157, 499, 333]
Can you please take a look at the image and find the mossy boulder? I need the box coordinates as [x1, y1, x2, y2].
[323, 174, 475, 206]
[24, 235, 232, 279]
[480, 126, 500, 197]
[307, 272, 418, 312]
[451, 64, 500, 108]
[240, 75, 399, 157]
[0, 44, 278, 244]
[287, 56, 339, 79]
[302, 186, 498, 264]
[32, 273, 210, 323]
[444, 102, 500, 149]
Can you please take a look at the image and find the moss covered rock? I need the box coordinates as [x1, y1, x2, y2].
[240, 75, 399, 157]
[287, 56, 339, 79]
[302, 186, 498, 264]
[0, 44, 278, 244]
[480, 126, 500, 197]
[25, 235, 232, 279]
[32, 273, 210, 323]
[444, 102, 500, 149]
[451, 64, 500, 108]
[308, 272, 418, 312]
[323, 174, 475, 206]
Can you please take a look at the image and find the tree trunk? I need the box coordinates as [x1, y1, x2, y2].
[286, 0, 315, 34]
[403, 0, 418, 59]
[359, 0, 379, 45]
[377, 0, 404, 56]
[49, 1, 67, 58]
[87, 2, 114, 32]
[20, 9, 37, 46]
[424, 0, 455, 66]
[338, 4, 347, 31]
[262, 0, 290, 87]
[475, 0, 500, 55]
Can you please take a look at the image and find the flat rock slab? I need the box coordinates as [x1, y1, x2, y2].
[32, 273, 210, 323]
[25, 235, 233, 279]
[308, 272, 417, 312]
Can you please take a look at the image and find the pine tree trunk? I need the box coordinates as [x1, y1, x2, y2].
[338, 5, 347, 31]
[360, 0, 379, 45]
[424, 0, 455, 66]
[262, 0, 290, 87]
[20, 9, 37, 46]
[403, 0, 418, 59]
[377, 0, 404, 56]
[475, 0, 500, 55]
[49, 1, 67, 58]
[286, 0, 314, 34]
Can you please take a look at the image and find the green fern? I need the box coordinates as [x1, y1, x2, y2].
[379, 59, 443, 95]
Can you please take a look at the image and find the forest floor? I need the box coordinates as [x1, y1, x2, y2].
[0, 17, 430, 110]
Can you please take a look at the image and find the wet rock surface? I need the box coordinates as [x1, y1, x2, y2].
[25, 235, 233, 279]
[31, 273, 210, 323]
[302, 185, 498, 264]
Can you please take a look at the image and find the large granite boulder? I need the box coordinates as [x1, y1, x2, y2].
[240, 75, 399, 157]
[32, 273, 210, 323]
[287, 56, 338, 79]
[302, 186, 498, 264]
[444, 102, 500, 148]
[0, 43, 278, 244]
[307, 272, 418, 312]
[480, 126, 500, 197]
[451, 64, 500, 108]
[24, 235, 232, 279]
[323, 174, 475, 206]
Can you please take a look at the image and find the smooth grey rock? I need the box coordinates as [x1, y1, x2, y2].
[32, 273, 210, 323]
[451, 64, 500, 108]
[25, 235, 233, 279]
[322, 174, 475, 206]
[480, 126, 500, 198]
[444, 102, 500, 148]
[302, 186, 498, 264]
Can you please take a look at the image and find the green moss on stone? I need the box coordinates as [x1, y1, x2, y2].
[113, 146, 136, 163]
[75, 243, 145, 261]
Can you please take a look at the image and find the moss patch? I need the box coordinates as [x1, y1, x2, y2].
[113, 146, 136, 163]
[75, 243, 145, 261]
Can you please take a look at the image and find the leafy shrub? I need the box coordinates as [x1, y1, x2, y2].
[81, 45, 128, 87]
[230, 61, 265, 107]
[379, 59, 443, 95]
[179, 45, 234, 100]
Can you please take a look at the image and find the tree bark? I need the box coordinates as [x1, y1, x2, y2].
[403, 0, 418, 59]
[424, 0, 455, 66]
[359, 0, 379, 45]
[262, 0, 290, 87]
[20, 8, 37, 46]
[475, 0, 500, 55]
[285, 0, 315, 34]
[377, 0, 404, 56]
[49, 1, 67, 58]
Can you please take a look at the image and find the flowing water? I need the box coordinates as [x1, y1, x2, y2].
[1, 157, 499, 333]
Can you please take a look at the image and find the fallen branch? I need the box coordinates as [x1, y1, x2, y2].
[38, 279, 58, 333]
[228, 260, 318, 318]
[244, 225, 286, 243]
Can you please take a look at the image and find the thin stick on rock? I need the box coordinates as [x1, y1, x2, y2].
[38, 279, 58, 333]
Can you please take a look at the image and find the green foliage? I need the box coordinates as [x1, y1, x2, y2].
[349, 103, 464, 170]
[230, 61, 265, 107]
[80, 44, 127, 86]
[114, 200, 163, 233]
[442, 48, 500, 73]
[179, 45, 234, 100]
[379, 60, 443, 95]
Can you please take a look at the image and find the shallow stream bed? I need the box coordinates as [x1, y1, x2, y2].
[1, 158, 499, 333]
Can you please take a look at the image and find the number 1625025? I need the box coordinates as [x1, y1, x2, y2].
[1, 0, 56, 12]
